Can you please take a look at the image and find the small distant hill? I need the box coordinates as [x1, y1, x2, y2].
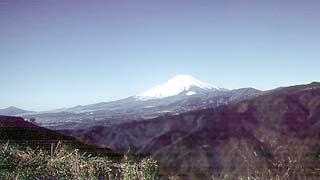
[0, 106, 33, 116]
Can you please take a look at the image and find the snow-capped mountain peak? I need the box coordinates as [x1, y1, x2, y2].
[135, 74, 219, 100]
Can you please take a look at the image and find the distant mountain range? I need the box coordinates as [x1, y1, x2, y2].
[20, 74, 262, 130]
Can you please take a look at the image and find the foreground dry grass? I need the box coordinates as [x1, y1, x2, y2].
[0, 142, 157, 180]
[0, 141, 319, 180]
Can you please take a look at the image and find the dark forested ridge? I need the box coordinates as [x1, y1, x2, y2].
[67, 82, 320, 179]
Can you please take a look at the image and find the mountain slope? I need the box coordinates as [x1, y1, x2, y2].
[23, 75, 261, 130]
[67, 82, 320, 179]
[24, 87, 261, 130]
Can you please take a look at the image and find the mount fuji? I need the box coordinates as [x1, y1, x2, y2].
[136, 74, 220, 100]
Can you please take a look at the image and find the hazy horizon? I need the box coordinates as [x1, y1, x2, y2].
[1, 74, 318, 112]
[1, 0, 320, 111]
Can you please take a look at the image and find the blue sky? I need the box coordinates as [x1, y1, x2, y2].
[1, 0, 320, 111]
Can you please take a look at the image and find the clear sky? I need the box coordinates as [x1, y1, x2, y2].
[1, 0, 319, 111]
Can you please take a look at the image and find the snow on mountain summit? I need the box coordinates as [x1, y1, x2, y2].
[135, 74, 219, 100]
